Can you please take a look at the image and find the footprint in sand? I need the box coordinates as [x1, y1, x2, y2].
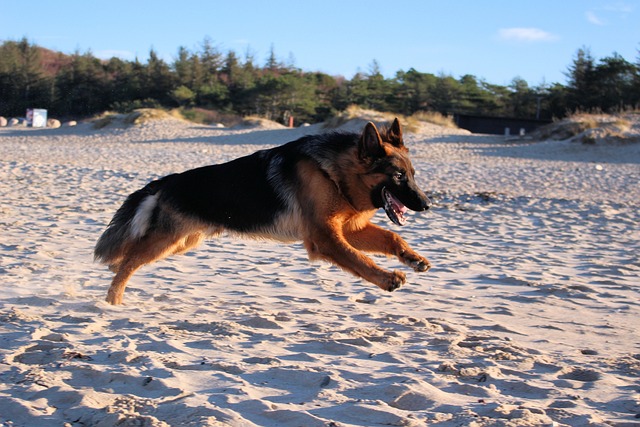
[558, 367, 601, 382]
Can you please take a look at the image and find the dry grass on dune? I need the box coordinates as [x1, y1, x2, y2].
[123, 108, 175, 125]
[91, 108, 179, 129]
[324, 105, 457, 133]
[407, 110, 458, 129]
[91, 108, 287, 130]
[533, 112, 639, 144]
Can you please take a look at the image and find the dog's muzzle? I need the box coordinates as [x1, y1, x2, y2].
[382, 187, 409, 226]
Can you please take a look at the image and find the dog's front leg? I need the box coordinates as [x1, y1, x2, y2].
[303, 227, 406, 292]
[344, 224, 431, 273]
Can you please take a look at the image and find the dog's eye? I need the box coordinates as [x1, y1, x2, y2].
[393, 171, 406, 181]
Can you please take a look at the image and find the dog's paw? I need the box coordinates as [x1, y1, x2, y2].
[401, 252, 432, 272]
[410, 258, 431, 272]
[384, 270, 406, 292]
[105, 291, 123, 305]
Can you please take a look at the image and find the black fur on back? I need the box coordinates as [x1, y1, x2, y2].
[156, 131, 359, 233]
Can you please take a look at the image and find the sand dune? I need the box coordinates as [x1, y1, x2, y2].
[0, 117, 639, 426]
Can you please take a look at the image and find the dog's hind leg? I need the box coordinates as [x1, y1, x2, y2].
[105, 232, 192, 305]
[106, 259, 142, 305]
[170, 232, 206, 256]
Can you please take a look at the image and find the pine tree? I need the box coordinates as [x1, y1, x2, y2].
[173, 46, 192, 88]
[565, 48, 597, 111]
[0, 37, 49, 115]
[145, 49, 174, 105]
[594, 53, 636, 111]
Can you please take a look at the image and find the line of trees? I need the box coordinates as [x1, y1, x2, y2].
[1, 37, 639, 124]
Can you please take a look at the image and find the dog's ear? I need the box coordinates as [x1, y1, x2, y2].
[386, 118, 404, 148]
[358, 122, 385, 160]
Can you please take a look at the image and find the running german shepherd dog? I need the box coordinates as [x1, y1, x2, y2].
[95, 119, 431, 305]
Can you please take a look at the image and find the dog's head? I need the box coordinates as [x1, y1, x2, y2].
[358, 119, 431, 226]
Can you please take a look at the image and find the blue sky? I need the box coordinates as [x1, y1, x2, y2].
[1, 0, 638, 86]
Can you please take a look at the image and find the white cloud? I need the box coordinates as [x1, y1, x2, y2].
[586, 11, 606, 25]
[498, 27, 558, 43]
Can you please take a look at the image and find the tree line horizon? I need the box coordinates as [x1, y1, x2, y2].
[1, 37, 638, 125]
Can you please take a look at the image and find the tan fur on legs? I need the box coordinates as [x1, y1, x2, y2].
[170, 232, 206, 256]
[303, 225, 406, 292]
[106, 261, 141, 305]
[344, 223, 431, 272]
[105, 232, 202, 305]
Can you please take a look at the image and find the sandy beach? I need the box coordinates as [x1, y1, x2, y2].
[0, 116, 639, 426]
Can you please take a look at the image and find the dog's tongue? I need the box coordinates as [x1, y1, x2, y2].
[382, 188, 408, 226]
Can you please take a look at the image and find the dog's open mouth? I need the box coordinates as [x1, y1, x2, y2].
[382, 187, 408, 226]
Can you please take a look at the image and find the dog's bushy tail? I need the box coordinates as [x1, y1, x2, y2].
[94, 178, 165, 266]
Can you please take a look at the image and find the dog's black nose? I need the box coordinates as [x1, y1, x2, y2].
[422, 196, 432, 211]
